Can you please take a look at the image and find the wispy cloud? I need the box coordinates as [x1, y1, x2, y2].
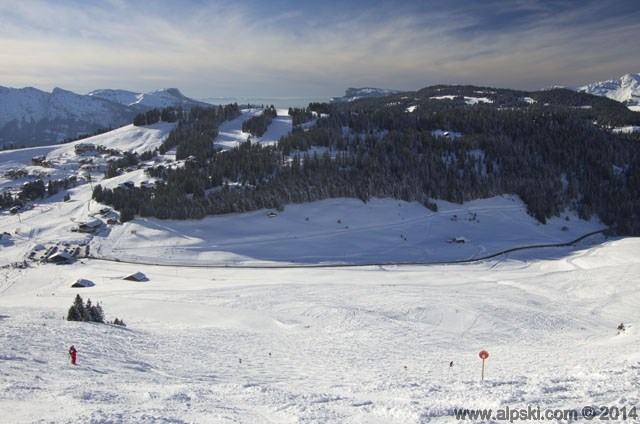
[0, 0, 637, 96]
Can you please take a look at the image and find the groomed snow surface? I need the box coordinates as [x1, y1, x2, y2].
[92, 196, 604, 266]
[1, 239, 639, 423]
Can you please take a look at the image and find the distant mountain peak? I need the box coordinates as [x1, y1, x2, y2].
[331, 87, 402, 103]
[578, 73, 640, 106]
[160, 88, 182, 96]
[88, 87, 208, 108]
[620, 73, 640, 84]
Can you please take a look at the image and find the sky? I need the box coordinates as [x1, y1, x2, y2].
[0, 0, 638, 99]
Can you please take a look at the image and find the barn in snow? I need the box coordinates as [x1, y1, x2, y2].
[71, 279, 95, 288]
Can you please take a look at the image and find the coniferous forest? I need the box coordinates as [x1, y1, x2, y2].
[92, 85, 640, 235]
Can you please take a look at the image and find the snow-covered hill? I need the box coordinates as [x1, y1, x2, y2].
[578, 73, 640, 110]
[331, 87, 402, 103]
[0, 105, 638, 422]
[0, 107, 606, 268]
[88, 88, 209, 109]
[0, 87, 206, 148]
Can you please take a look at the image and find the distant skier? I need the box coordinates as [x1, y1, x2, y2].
[69, 345, 77, 365]
[450, 361, 454, 367]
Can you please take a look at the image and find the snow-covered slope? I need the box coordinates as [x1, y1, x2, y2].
[0, 108, 638, 422]
[331, 87, 402, 103]
[88, 88, 209, 109]
[0, 236, 637, 423]
[214, 107, 292, 150]
[0, 107, 605, 267]
[0, 122, 175, 210]
[579, 73, 640, 107]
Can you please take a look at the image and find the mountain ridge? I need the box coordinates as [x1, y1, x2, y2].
[331, 87, 403, 103]
[2, 74, 638, 150]
[0, 86, 206, 148]
[88, 87, 210, 109]
[578, 73, 640, 107]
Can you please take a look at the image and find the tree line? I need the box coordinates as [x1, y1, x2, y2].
[133, 107, 183, 126]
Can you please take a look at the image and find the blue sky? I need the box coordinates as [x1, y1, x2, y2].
[0, 0, 637, 98]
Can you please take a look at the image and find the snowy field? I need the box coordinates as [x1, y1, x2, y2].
[1, 239, 639, 423]
[1, 108, 639, 422]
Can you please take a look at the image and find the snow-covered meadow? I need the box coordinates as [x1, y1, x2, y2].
[1, 107, 639, 423]
[1, 238, 639, 423]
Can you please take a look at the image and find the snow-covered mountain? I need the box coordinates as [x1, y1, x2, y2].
[331, 87, 402, 103]
[88, 88, 209, 109]
[0, 86, 138, 147]
[0, 104, 637, 422]
[0, 87, 205, 148]
[578, 73, 640, 108]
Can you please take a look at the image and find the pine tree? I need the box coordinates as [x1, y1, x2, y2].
[82, 298, 93, 322]
[66, 295, 109, 323]
[91, 302, 105, 323]
[67, 304, 81, 321]
[67, 294, 85, 321]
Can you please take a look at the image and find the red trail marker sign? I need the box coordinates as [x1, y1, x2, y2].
[479, 350, 489, 380]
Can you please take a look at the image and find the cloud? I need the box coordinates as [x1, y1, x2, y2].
[0, 0, 637, 96]
[426, 1, 640, 88]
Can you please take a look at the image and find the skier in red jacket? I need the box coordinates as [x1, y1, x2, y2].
[68, 345, 77, 365]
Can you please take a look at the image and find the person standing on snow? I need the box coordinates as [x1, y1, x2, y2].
[68, 345, 77, 365]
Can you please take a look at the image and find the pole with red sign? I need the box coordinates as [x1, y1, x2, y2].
[479, 350, 489, 381]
